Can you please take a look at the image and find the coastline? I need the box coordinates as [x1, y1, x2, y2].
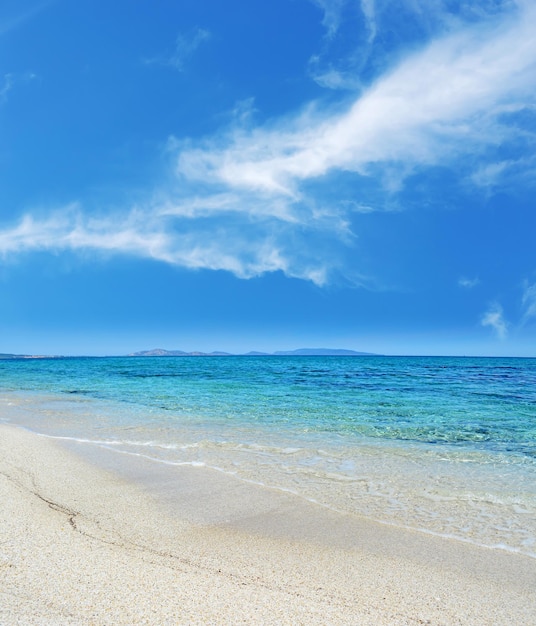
[1, 424, 535, 624]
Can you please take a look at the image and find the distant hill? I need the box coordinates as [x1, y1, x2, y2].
[129, 349, 233, 357]
[130, 348, 378, 357]
[129, 349, 187, 356]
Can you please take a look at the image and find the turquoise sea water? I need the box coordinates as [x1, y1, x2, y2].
[1, 355, 536, 555]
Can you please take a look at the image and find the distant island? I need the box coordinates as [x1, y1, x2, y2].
[0, 353, 58, 360]
[128, 349, 233, 357]
[0, 348, 379, 359]
[129, 348, 378, 357]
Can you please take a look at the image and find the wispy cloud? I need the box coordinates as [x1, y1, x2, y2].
[1, 3, 535, 285]
[459, 276, 479, 289]
[174, 3, 536, 205]
[471, 160, 512, 188]
[0, 1, 54, 37]
[478, 281, 536, 339]
[170, 27, 210, 71]
[0, 71, 37, 104]
[0, 205, 337, 285]
[481, 302, 508, 339]
[470, 152, 536, 191]
[312, 0, 377, 42]
[360, 0, 377, 43]
[308, 0, 376, 90]
[0, 74, 13, 103]
[521, 280, 536, 324]
[310, 0, 347, 39]
[307, 0, 516, 91]
[145, 27, 210, 71]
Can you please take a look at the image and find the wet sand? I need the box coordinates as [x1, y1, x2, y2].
[1, 424, 535, 624]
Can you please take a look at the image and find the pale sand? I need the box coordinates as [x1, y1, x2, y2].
[1, 424, 535, 625]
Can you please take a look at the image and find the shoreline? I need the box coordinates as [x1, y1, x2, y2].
[1, 424, 535, 624]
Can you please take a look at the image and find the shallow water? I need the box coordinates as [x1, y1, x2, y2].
[1, 355, 535, 555]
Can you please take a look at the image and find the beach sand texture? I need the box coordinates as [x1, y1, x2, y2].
[1, 424, 535, 625]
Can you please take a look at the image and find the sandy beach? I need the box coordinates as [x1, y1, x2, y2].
[1, 423, 535, 625]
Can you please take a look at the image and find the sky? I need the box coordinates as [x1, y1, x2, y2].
[1, 0, 535, 356]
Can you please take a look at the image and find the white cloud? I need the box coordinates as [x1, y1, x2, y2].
[360, 0, 377, 43]
[310, 67, 362, 91]
[0, 74, 13, 103]
[170, 27, 210, 71]
[481, 302, 508, 338]
[307, 0, 375, 90]
[521, 281, 536, 324]
[0, 1, 53, 37]
[470, 150, 536, 189]
[307, 0, 516, 92]
[310, 0, 347, 38]
[477, 281, 536, 339]
[2, 3, 536, 286]
[471, 160, 512, 188]
[0, 71, 37, 104]
[145, 27, 210, 71]
[0, 205, 336, 285]
[0, 207, 170, 260]
[459, 276, 479, 289]
[176, 4, 536, 197]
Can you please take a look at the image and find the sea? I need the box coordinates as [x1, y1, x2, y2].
[1, 355, 535, 557]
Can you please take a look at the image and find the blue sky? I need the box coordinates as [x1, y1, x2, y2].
[1, 0, 535, 356]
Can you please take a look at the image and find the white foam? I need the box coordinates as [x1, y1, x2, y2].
[12, 423, 536, 560]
